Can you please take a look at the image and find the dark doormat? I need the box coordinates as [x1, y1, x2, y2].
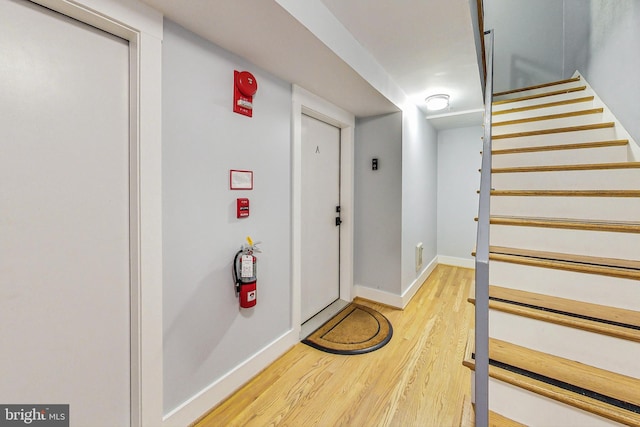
[302, 303, 393, 355]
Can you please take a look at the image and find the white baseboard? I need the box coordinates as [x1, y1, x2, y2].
[400, 256, 438, 308]
[438, 255, 475, 269]
[162, 329, 298, 426]
[354, 284, 404, 308]
[161, 256, 471, 426]
[354, 256, 439, 309]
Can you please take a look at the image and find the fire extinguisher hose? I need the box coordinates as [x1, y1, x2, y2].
[232, 249, 243, 295]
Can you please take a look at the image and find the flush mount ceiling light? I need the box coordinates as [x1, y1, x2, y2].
[425, 94, 450, 111]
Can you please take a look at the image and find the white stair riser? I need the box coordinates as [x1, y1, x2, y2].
[492, 90, 590, 112]
[490, 224, 640, 260]
[490, 310, 640, 378]
[490, 261, 640, 311]
[492, 145, 628, 167]
[492, 169, 640, 190]
[492, 99, 594, 122]
[493, 81, 587, 102]
[492, 128, 617, 150]
[485, 377, 625, 427]
[493, 114, 604, 136]
[491, 196, 640, 222]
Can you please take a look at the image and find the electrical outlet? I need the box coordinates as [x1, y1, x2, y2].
[416, 242, 423, 272]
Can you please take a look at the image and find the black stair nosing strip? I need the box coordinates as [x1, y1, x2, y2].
[489, 249, 640, 273]
[489, 296, 640, 331]
[471, 353, 640, 414]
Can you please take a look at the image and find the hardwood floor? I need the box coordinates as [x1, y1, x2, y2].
[195, 265, 475, 427]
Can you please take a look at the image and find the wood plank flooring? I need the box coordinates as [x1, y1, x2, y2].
[194, 265, 475, 427]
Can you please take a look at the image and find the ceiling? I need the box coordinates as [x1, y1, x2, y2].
[139, 0, 484, 128]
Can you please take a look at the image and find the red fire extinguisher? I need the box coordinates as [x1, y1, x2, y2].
[233, 237, 261, 308]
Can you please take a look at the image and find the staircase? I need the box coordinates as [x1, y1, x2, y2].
[465, 74, 640, 426]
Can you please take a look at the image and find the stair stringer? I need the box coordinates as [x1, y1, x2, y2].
[572, 70, 640, 161]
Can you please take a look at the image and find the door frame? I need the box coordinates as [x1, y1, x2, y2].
[28, 1, 163, 426]
[292, 85, 355, 333]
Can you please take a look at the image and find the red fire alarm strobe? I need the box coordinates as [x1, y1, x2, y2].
[233, 70, 258, 117]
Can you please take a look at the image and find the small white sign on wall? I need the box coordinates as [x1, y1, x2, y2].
[230, 169, 253, 190]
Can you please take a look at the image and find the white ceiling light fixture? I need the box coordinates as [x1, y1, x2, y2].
[425, 94, 450, 111]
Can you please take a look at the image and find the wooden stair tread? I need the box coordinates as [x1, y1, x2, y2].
[479, 246, 640, 280]
[492, 86, 586, 106]
[461, 394, 527, 427]
[492, 122, 615, 140]
[492, 108, 603, 127]
[490, 189, 640, 197]
[493, 96, 594, 116]
[460, 394, 474, 427]
[487, 215, 640, 233]
[469, 285, 640, 342]
[493, 77, 581, 97]
[488, 410, 526, 427]
[464, 330, 475, 365]
[492, 338, 640, 406]
[463, 339, 640, 426]
[487, 285, 640, 328]
[486, 252, 640, 281]
[489, 245, 640, 270]
[492, 139, 628, 155]
[473, 246, 640, 279]
[492, 162, 640, 174]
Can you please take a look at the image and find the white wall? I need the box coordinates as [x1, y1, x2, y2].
[484, 0, 565, 93]
[401, 105, 439, 293]
[277, 0, 440, 303]
[354, 105, 439, 303]
[486, 0, 640, 144]
[437, 126, 483, 264]
[162, 20, 292, 414]
[354, 113, 402, 294]
[562, 0, 590, 81]
[564, 0, 640, 144]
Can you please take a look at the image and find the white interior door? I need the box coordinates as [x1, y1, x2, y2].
[301, 114, 341, 323]
[0, 1, 131, 425]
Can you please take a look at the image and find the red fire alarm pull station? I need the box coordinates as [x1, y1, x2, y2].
[233, 70, 258, 117]
[237, 198, 250, 218]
